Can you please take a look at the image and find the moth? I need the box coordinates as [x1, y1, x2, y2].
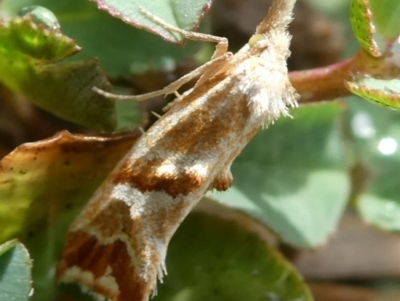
[56, 0, 298, 300]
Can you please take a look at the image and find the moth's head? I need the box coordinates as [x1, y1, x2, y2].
[248, 31, 291, 60]
[248, 34, 265, 48]
[248, 0, 295, 58]
[247, 33, 270, 55]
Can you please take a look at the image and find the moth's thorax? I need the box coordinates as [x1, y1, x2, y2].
[250, 30, 291, 58]
[231, 62, 293, 126]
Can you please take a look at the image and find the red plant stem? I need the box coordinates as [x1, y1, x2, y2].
[289, 56, 356, 104]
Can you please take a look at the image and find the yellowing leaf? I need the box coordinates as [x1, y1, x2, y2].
[0, 131, 139, 301]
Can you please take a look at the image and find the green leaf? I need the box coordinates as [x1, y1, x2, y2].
[346, 97, 400, 231]
[350, 0, 381, 57]
[345, 76, 400, 109]
[0, 240, 32, 301]
[0, 15, 119, 130]
[1, 0, 210, 76]
[358, 194, 400, 230]
[89, 0, 214, 43]
[369, 0, 400, 39]
[0, 131, 139, 301]
[115, 101, 144, 132]
[156, 200, 313, 301]
[209, 103, 349, 248]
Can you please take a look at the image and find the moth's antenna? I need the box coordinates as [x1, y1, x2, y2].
[256, 0, 297, 34]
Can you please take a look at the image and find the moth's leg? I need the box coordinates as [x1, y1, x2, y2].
[140, 7, 232, 92]
[93, 8, 231, 102]
[139, 7, 228, 59]
[93, 52, 232, 101]
[140, 7, 232, 89]
[210, 167, 233, 191]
